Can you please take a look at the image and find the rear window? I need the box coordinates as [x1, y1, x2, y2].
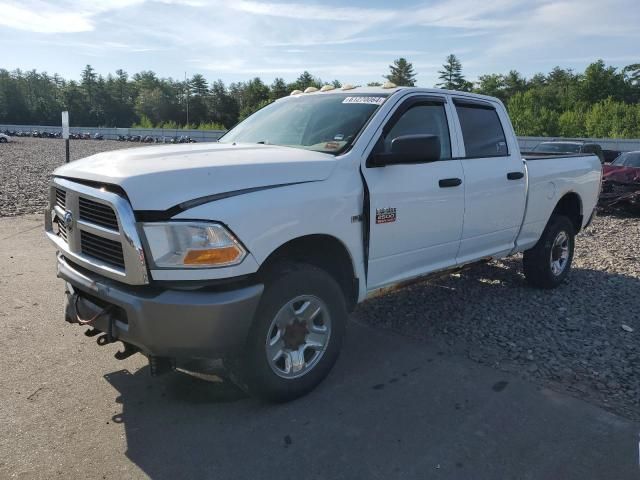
[533, 142, 581, 153]
[613, 152, 640, 167]
[455, 103, 508, 157]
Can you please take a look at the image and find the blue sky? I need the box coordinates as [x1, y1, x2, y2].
[1, 0, 638, 86]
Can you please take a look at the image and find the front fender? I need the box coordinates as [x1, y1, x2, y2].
[170, 173, 366, 288]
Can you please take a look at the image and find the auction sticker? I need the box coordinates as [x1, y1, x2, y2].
[342, 96, 386, 106]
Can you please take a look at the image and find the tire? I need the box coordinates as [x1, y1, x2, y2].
[523, 215, 575, 289]
[0, 137, 7, 143]
[227, 262, 347, 402]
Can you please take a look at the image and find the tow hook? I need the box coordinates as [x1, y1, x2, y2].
[114, 343, 139, 360]
[84, 328, 101, 337]
[97, 333, 116, 346]
[88, 325, 138, 360]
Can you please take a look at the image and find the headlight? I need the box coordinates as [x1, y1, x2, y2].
[142, 222, 246, 268]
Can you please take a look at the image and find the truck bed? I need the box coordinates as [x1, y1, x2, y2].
[521, 152, 595, 161]
[513, 153, 602, 253]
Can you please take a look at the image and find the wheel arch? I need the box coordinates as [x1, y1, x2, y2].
[552, 191, 583, 233]
[257, 234, 359, 311]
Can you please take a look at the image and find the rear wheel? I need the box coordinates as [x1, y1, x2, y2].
[227, 262, 347, 402]
[523, 215, 575, 289]
[0, 137, 7, 143]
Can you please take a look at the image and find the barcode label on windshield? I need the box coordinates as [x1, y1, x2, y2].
[342, 96, 385, 106]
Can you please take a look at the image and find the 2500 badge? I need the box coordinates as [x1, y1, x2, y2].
[376, 207, 396, 224]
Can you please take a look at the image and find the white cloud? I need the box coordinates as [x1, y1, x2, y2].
[230, 1, 395, 23]
[0, 0, 144, 33]
[1, 0, 638, 85]
[486, 0, 640, 57]
[0, 3, 93, 33]
[408, 0, 524, 29]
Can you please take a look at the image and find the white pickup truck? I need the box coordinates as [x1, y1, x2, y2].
[45, 85, 601, 401]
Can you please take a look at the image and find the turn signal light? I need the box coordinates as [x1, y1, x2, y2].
[183, 246, 243, 266]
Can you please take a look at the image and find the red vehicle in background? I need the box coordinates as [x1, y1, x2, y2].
[599, 151, 640, 211]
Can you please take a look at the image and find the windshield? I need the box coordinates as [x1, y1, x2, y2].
[612, 152, 640, 167]
[219, 93, 388, 154]
[533, 142, 581, 153]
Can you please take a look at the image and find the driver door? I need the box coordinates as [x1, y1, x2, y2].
[362, 95, 465, 291]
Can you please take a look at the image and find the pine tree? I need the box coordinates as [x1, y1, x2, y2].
[81, 64, 97, 106]
[385, 58, 416, 86]
[437, 54, 471, 91]
[290, 71, 321, 91]
[270, 78, 288, 100]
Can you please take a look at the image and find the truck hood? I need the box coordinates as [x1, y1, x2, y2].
[54, 143, 337, 211]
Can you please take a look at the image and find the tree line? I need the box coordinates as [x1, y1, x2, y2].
[0, 56, 639, 138]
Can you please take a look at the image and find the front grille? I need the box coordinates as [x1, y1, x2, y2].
[80, 231, 125, 269]
[79, 197, 119, 230]
[48, 179, 148, 284]
[55, 188, 66, 209]
[57, 220, 68, 241]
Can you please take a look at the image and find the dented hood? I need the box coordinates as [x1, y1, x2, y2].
[53, 142, 337, 211]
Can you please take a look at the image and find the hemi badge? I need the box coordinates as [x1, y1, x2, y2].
[375, 207, 396, 224]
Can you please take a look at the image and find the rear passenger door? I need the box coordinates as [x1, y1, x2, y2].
[452, 97, 527, 264]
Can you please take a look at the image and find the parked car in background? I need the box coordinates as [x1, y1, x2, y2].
[603, 151, 640, 175]
[0, 132, 11, 143]
[531, 141, 605, 163]
[602, 151, 640, 186]
[599, 151, 640, 211]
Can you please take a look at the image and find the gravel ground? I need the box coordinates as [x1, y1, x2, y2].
[354, 214, 640, 421]
[2, 136, 639, 420]
[0, 137, 141, 217]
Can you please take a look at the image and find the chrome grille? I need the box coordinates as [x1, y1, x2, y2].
[58, 220, 68, 241]
[80, 231, 125, 269]
[79, 197, 119, 231]
[55, 188, 66, 209]
[45, 178, 149, 285]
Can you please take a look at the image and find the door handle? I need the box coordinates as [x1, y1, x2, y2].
[439, 178, 462, 188]
[507, 171, 524, 180]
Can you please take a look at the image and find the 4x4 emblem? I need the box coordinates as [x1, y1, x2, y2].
[63, 211, 74, 231]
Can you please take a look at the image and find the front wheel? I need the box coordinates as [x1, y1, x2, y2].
[227, 262, 347, 402]
[523, 215, 575, 289]
[0, 137, 7, 143]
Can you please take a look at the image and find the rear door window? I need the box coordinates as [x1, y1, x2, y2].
[454, 101, 508, 157]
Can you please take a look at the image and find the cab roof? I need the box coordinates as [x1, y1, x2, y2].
[285, 85, 505, 105]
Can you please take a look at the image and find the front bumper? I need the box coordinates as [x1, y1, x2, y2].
[57, 254, 263, 358]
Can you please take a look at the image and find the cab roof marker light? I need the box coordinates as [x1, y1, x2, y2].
[320, 84, 335, 92]
[290, 89, 302, 96]
[382, 81, 397, 89]
[304, 87, 318, 93]
[341, 84, 355, 90]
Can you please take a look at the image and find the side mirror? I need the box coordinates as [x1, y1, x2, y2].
[370, 134, 441, 167]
